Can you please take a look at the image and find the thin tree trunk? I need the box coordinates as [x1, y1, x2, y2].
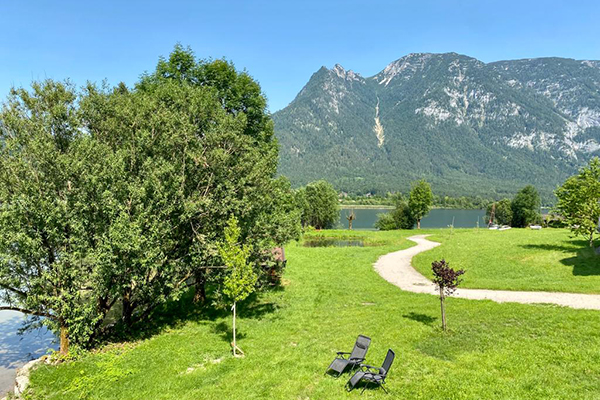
[417, 219, 421, 230]
[122, 290, 133, 328]
[232, 302, 237, 356]
[59, 323, 69, 355]
[193, 269, 206, 304]
[590, 232, 595, 248]
[439, 287, 446, 331]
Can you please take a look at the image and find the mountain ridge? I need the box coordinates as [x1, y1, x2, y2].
[273, 53, 600, 199]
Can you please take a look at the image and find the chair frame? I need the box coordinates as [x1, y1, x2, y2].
[346, 349, 395, 394]
[325, 335, 371, 377]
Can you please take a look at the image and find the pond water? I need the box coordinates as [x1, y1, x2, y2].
[0, 306, 56, 397]
[338, 208, 486, 230]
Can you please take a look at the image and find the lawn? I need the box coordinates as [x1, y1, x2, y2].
[413, 228, 600, 294]
[26, 230, 600, 399]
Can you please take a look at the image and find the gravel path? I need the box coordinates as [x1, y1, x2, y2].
[374, 235, 600, 310]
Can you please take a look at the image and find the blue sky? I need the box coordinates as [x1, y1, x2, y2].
[1, 0, 599, 112]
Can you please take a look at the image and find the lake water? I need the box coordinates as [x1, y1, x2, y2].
[0, 306, 56, 397]
[338, 208, 486, 230]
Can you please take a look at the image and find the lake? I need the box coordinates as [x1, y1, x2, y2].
[0, 306, 56, 397]
[338, 208, 486, 230]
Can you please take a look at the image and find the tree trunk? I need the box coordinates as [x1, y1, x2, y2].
[417, 219, 421, 230]
[232, 302, 237, 356]
[348, 219, 353, 230]
[59, 323, 69, 355]
[122, 290, 133, 328]
[193, 269, 206, 304]
[439, 287, 446, 332]
[590, 232, 595, 248]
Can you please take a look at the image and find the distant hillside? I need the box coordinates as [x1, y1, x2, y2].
[272, 53, 600, 200]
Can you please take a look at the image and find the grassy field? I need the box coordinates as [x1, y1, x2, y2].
[26, 230, 600, 399]
[413, 228, 600, 294]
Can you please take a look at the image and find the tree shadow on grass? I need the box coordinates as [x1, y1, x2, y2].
[403, 312, 437, 326]
[520, 240, 600, 277]
[211, 321, 247, 345]
[111, 286, 281, 344]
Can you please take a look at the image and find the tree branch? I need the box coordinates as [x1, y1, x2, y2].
[0, 306, 54, 319]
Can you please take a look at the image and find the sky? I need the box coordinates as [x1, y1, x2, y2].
[1, 0, 600, 112]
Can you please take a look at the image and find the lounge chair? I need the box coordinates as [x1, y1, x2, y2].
[345, 349, 395, 394]
[325, 335, 371, 377]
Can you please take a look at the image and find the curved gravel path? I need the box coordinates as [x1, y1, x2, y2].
[374, 235, 600, 310]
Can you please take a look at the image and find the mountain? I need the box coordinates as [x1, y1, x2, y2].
[272, 53, 600, 200]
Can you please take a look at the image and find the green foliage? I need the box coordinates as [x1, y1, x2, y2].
[511, 185, 542, 227]
[409, 180, 433, 227]
[555, 157, 600, 247]
[0, 80, 106, 350]
[375, 198, 416, 230]
[485, 198, 513, 225]
[218, 216, 257, 304]
[0, 45, 301, 353]
[297, 180, 339, 229]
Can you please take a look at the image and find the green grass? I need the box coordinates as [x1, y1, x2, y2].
[27, 230, 600, 399]
[413, 228, 600, 294]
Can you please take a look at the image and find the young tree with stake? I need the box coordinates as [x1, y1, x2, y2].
[431, 260, 465, 331]
[218, 216, 258, 357]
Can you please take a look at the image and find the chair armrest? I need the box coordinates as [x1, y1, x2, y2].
[337, 351, 351, 355]
[349, 357, 365, 363]
[359, 364, 381, 373]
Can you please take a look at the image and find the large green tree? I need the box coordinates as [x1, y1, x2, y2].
[0, 46, 302, 353]
[511, 185, 542, 228]
[297, 180, 339, 229]
[0, 81, 111, 354]
[409, 180, 433, 229]
[555, 158, 600, 248]
[136, 45, 301, 302]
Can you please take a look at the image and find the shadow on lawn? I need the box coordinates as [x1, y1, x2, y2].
[520, 239, 600, 276]
[403, 312, 437, 326]
[111, 286, 281, 344]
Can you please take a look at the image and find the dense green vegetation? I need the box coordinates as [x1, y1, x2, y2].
[375, 180, 433, 230]
[555, 157, 600, 247]
[0, 46, 300, 354]
[27, 230, 600, 399]
[295, 180, 339, 229]
[413, 228, 600, 294]
[485, 185, 542, 227]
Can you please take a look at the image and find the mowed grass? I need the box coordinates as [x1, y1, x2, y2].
[27, 230, 600, 399]
[413, 228, 600, 294]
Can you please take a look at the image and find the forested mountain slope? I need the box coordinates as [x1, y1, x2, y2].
[273, 53, 600, 199]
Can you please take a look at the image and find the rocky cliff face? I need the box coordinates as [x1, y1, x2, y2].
[273, 53, 600, 198]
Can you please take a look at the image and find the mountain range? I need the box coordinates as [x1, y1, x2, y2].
[272, 53, 600, 200]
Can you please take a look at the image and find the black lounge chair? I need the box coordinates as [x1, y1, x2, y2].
[346, 349, 395, 394]
[325, 335, 371, 377]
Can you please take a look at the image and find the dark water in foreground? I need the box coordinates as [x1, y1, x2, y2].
[0, 307, 56, 396]
[338, 208, 486, 230]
